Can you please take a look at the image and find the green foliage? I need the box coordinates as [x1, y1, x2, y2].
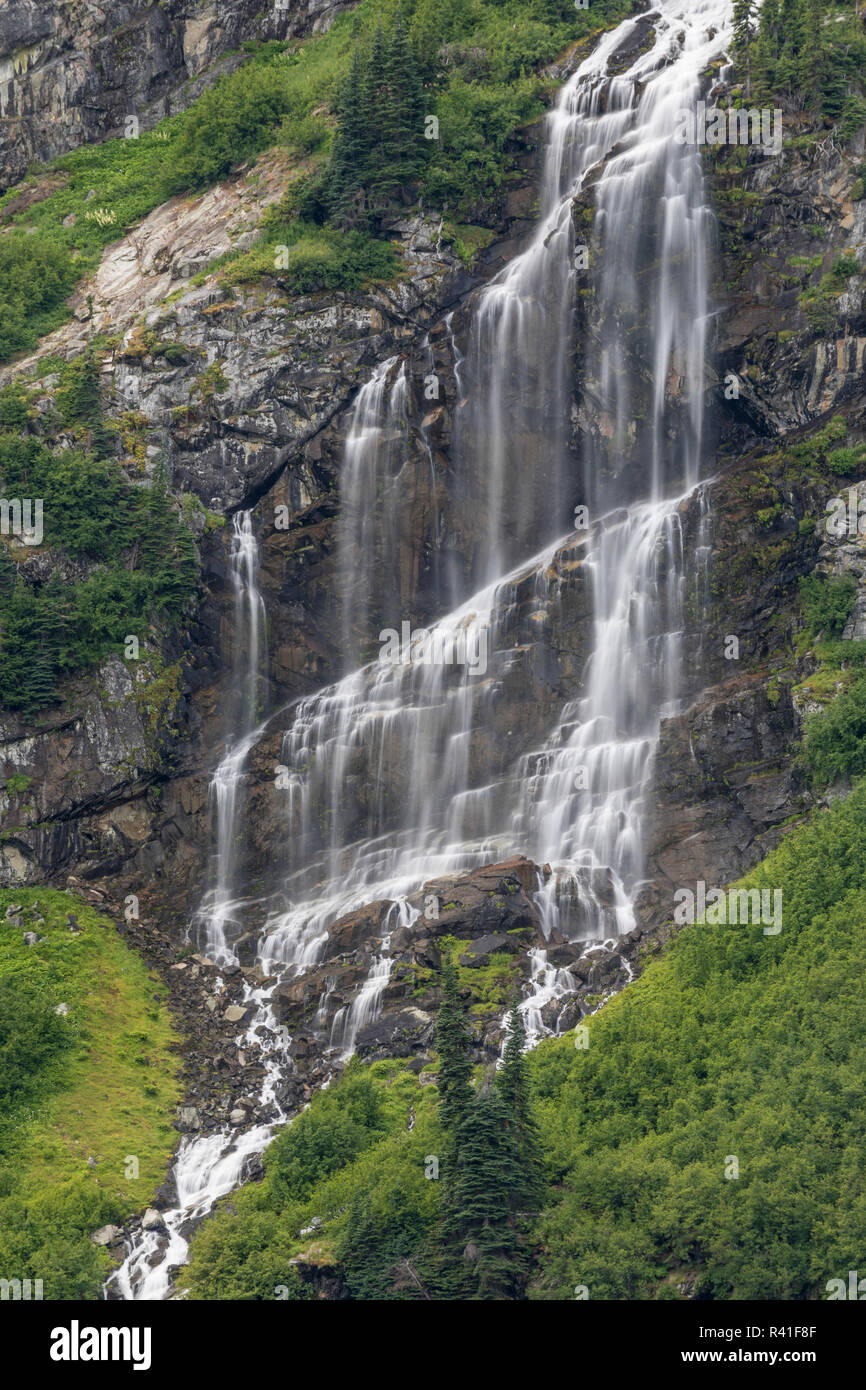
[0, 434, 198, 712]
[423, 987, 542, 1299]
[184, 1059, 440, 1300]
[799, 572, 857, 639]
[0, 975, 71, 1106]
[0, 888, 180, 1299]
[747, 0, 866, 135]
[435, 1085, 531, 1298]
[163, 52, 295, 194]
[787, 413, 861, 474]
[802, 677, 866, 786]
[220, 218, 401, 294]
[531, 780, 866, 1299]
[55, 350, 115, 457]
[326, 16, 426, 230]
[0, 233, 79, 360]
[435, 960, 473, 1136]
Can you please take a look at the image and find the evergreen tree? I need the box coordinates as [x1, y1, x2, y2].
[435, 959, 473, 1139]
[0, 543, 16, 603]
[442, 1086, 529, 1299]
[326, 14, 427, 232]
[496, 1005, 545, 1213]
[753, 0, 780, 102]
[732, 0, 758, 96]
[328, 45, 371, 229]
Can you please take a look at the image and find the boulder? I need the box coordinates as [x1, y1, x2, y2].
[91, 1224, 122, 1247]
[458, 932, 519, 966]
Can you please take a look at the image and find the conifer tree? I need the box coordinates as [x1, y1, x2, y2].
[435, 959, 472, 1139]
[733, 0, 758, 97]
[328, 45, 370, 229]
[442, 1085, 528, 1299]
[496, 1005, 545, 1213]
[0, 543, 16, 603]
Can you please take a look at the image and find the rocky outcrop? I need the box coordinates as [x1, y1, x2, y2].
[0, 1, 350, 191]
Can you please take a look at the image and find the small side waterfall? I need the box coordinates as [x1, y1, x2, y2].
[337, 357, 409, 669]
[193, 511, 267, 965]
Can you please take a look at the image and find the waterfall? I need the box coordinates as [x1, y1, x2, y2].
[114, 0, 734, 1299]
[260, 0, 730, 971]
[193, 511, 268, 965]
[337, 357, 409, 670]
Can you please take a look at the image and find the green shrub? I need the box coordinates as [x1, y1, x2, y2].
[0, 437, 198, 711]
[0, 233, 78, 360]
[799, 573, 857, 640]
[162, 56, 294, 194]
[0, 977, 72, 1106]
[803, 677, 866, 785]
[531, 779, 866, 1299]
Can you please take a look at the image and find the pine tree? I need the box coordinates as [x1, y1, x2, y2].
[496, 1005, 545, 1214]
[753, 0, 780, 102]
[732, 0, 758, 97]
[435, 959, 473, 1139]
[328, 44, 371, 229]
[442, 1086, 528, 1299]
[0, 543, 16, 603]
[385, 9, 425, 185]
[364, 23, 395, 223]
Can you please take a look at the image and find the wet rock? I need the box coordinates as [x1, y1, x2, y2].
[141, 1208, 166, 1233]
[355, 1007, 434, 1058]
[458, 932, 520, 966]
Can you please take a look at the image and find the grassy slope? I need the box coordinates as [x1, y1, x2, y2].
[530, 782, 866, 1300]
[0, 888, 180, 1298]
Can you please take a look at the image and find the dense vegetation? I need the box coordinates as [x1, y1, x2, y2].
[0, 363, 198, 712]
[0, 889, 179, 1298]
[185, 971, 542, 1301]
[733, 0, 866, 138]
[0, 0, 633, 357]
[182, 778, 866, 1299]
[533, 780, 866, 1299]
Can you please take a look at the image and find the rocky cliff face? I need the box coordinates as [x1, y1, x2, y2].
[2, 12, 866, 1163]
[0, 0, 349, 191]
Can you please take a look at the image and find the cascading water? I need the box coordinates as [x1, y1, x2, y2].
[109, 513, 281, 1301]
[193, 511, 268, 965]
[114, 0, 733, 1298]
[337, 356, 409, 669]
[259, 0, 729, 971]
